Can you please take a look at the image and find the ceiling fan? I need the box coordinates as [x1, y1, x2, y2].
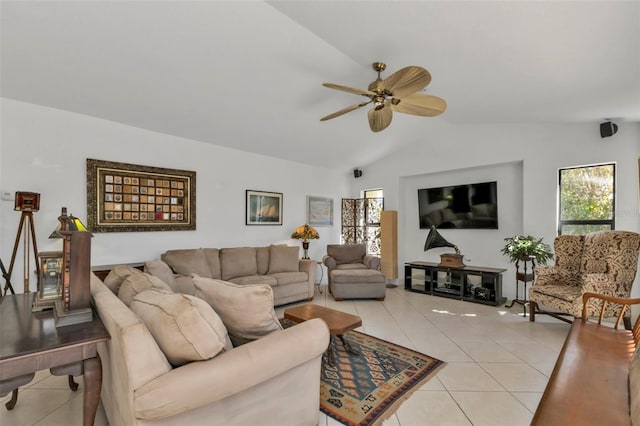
[320, 62, 446, 132]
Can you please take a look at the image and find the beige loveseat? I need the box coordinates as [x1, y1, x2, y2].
[159, 245, 315, 306]
[91, 271, 329, 426]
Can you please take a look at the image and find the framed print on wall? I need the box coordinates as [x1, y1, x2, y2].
[307, 196, 333, 226]
[246, 190, 283, 225]
[87, 158, 196, 232]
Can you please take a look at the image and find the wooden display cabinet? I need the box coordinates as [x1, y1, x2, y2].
[32, 251, 63, 312]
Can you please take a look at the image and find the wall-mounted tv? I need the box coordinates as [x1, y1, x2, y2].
[418, 181, 498, 229]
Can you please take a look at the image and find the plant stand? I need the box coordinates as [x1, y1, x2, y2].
[505, 257, 535, 316]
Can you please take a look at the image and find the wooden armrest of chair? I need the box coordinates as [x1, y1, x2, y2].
[582, 293, 640, 343]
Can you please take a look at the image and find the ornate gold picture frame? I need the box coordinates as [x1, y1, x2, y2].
[87, 159, 196, 232]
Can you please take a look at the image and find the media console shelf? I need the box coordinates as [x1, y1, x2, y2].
[405, 261, 507, 306]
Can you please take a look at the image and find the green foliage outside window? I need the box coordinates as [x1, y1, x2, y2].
[559, 164, 615, 235]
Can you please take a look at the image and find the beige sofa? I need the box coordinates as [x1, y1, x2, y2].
[159, 245, 315, 306]
[91, 271, 329, 426]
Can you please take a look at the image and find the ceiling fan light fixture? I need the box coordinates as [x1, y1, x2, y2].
[321, 61, 446, 132]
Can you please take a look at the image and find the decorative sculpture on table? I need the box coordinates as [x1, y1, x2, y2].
[52, 207, 94, 327]
[291, 224, 320, 259]
[424, 226, 465, 268]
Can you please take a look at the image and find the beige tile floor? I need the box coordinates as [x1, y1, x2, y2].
[0, 285, 570, 426]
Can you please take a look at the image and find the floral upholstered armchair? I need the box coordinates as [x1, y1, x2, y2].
[528, 230, 640, 324]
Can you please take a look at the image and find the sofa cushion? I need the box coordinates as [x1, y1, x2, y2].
[530, 283, 581, 303]
[144, 259, 176, 289]
[173, 275, 196, 295]
[336, 263, 368, 271]
[203, 248, 222, 280]
[130, 288, 231, 367]
[327, 244, 366, 265]
[118, 272, 173, 307]
[256, 246, 270, 275]
[268, 245, 299, 274]
[220, 247, 258, 281]
[229, 275, 278, 286]
[104, 265, 142, 294]
[162, 249, 212, 278]
[331, 269, 385, 284]
[192, 275, 283, 346]
[268, 272, 308, 286]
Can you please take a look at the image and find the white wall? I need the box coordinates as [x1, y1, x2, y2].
[351, 122, 640, 300]
[3, 99, 639, 300]
[0, 99, 347, 292]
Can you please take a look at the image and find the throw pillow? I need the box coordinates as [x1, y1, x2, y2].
[192, 275, 283, 346]
[161, 249, 212, 278]
[268, 245, 299, 274]
[173, 275, 196, 295]
[103, 265, 143, 294]
[118, 272, 173, 307]
[130, 288, 232, 367]
[144, 259, 176, 289]
[220, 247, 258, 281]
[328, 244, 366, 265]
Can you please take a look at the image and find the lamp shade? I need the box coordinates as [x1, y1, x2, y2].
[291, 224, 319, 241]
[49, 207, 88, 238]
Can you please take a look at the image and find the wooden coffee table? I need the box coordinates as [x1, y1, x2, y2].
[284, 304, 362, 366]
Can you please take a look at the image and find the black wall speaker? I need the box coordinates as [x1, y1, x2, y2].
[353, 169, 363, 178]
[600, 121, 618, 138]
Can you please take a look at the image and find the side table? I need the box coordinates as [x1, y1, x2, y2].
[315, 261, 324, 294]
[505, 257, 536, 315]
[0, 293, 110, 426]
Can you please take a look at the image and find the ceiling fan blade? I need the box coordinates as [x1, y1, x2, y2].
[320, 101, 370, 121]
[381, 66, 431, 98]
[322, 82, 376, 97]
[367, 104, 393, 132]
[391, 93, 447, 117]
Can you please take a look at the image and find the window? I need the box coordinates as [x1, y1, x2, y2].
[364, 189, 383, 199]
[558, 163, 615, 235]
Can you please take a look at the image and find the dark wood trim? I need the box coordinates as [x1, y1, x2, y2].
[91, 262, 144, 281]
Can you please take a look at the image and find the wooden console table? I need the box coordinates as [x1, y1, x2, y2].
[0, 293, 110, 425]
[405, 261, 507, 306]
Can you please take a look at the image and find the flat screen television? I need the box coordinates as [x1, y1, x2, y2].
[418, 181, 498, 229]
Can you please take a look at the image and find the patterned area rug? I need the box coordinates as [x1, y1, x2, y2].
[282, 319, 446, 426]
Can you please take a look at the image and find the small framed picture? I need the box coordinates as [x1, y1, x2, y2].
[246, 190, 283, 225]
[307, 196, 333, 226]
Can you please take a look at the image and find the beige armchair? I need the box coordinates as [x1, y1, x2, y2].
[323, 244, 385, 300]
[529, 230, 640, 325]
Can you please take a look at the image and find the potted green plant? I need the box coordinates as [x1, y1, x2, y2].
[500, 235, 554, 265]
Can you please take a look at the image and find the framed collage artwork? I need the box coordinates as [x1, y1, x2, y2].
[86, 158, 196, 232]
[307, 196, 333, 226]
[246, 190, 283, 225]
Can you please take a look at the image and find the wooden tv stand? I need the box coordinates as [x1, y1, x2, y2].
[404, 261, 506, 306]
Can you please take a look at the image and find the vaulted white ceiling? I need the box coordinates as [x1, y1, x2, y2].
[2, 1, 638, 170]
